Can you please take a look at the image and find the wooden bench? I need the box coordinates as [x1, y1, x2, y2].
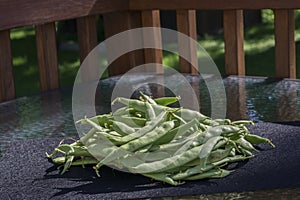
[0, 0, 299, 102]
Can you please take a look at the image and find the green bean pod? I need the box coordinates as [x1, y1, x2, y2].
[131, 145, 203, 173]
[113, 107, 135, 116]
[154, 96, 181, 106]
[232, 120, 255, 126]
[183, 168, 232, 181]
[244, 134, 275, 147]
[202, 125, 240, 142]
[100, 121, 175, 165]
[175, 108, 208, 122]
[236, 137, 259, 152]
[157, 118, 199, 145]
[113, 115, 146, 127]
[139, 92, 157, 105]
[173, 155, 250, 180]
[113, 111, 168, 145]
[78, 114, 113, 127]
[198, 136, 224, 169]
[121, 121, 175, 152]
[145, 102, 156, 121]
[185, 147, 233, 167]
[142, 173, 181, 186]
[112, 120, 135, 136]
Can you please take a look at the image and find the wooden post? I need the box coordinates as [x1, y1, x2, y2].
[223, 10, 245, 76]
[141, 10, 163, 73]
[0, 30, 15, 101]
[274, 9, 295, 79]
[35, 23, 59, 91]
[76, 15, 99, 81]
[176, 10, 198, 74]
[103, 11, 145, 75]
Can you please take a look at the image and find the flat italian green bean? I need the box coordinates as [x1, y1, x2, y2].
[198, 136, 224, 169]
[185, 147, 233, 167]
[172, 155, 251, 180]
[47, 93, 275, 186]
[111, 120, 135, 136]
[77, 114, 113, 127]
[245, 133, 275, 147]
[139, 92, 157, 105]
[175, 108, 208, 122]
[236, 137, 259, 152]
[113, 115, 146, 127]
[142, 173, 181, 186]
[145, 102, 156, 121]
[131, 145, 203, 173]
[100, 121, 175, 165]
[183, 168, 232, 181]
[121, 121, 175, 152]
[157, 118, 199, 144]
[113, 110, 168, 145]
[154, 96, 181, 106]
[232, 120, 254, 126]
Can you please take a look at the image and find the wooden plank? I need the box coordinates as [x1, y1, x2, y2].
[176, 10, 198, 74]
[1, 0, 300, 31]
[103, 11, 145, 75]
[129, 0, 300, 10]
[141, 10, 163, 73]
[77, 16, 98, 63]
[35, 23, 59, 91]
[0, 0, 128, 31]
[76, 15, 99, 81]
[0, 30, 15, 101]
[223, 10, 245, 75]
[274, 9, 295, 78]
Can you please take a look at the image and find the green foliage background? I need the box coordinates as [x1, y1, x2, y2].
[10, 10, 300, 97]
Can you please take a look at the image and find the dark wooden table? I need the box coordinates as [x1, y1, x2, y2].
[0, 75, 299, 199]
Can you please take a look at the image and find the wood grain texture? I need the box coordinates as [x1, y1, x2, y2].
[141, 10, 163, 73]
[1, 0, 300, 31]
[129, 0, 300, 10]
[223, 10, 245, 75]
[226, 78, 247, 120]
[274, 9, 296, 79]
[0, 0, 128, 31]
[176, 10, 198, 74]
[35, 23, 59, 91]
[103, 11, 145, 75]
[0, 30, 15, 101]
[76, 15, 99, 82]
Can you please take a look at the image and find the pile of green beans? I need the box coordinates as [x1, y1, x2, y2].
[46, 92, 275, 185]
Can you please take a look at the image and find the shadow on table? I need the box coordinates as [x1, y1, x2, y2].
[273, 121, 300, 127]
[42, 158, 249, 198]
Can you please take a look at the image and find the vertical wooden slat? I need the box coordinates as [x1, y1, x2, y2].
[76, 15, 99, 81]
[223, 10, 245, 76]
[274, 9, 295, 79]
[35, 23, 59, 91]
[141, 10, 163, 73]
[77, 16, 98, 63]
[103, 11, 145, 76]
[0, 30, 15, 101]
[176, 10, 198, 74]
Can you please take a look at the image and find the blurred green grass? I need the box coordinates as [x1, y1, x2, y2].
[11, 26, 80, 97]
[10, 10, 300, 97]
[164, 10, 300, 78]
